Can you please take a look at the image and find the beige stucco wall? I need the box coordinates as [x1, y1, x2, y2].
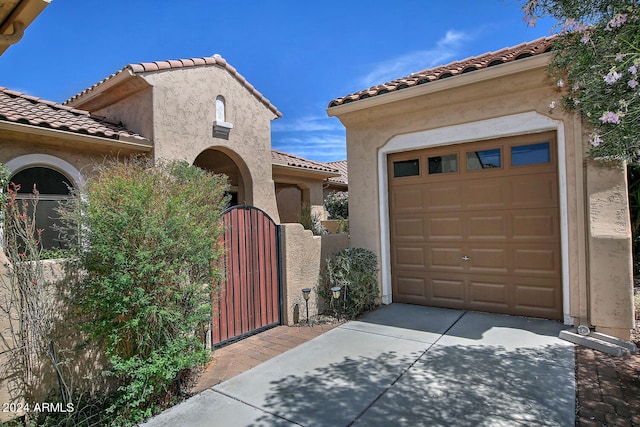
[273, 170, 327, 222]
[280, 224, 349, 325]
[329, 55, 634, 338]
[0, 257, 112, 422]
[586, 159, 635, 337]
[92, 66, 281, 222]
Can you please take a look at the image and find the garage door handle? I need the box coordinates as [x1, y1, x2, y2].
[462, 255, 470, 261]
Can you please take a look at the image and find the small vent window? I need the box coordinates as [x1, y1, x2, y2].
[393, 159, 420, 177]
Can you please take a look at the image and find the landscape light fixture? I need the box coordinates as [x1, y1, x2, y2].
[302, 288, 311, 323]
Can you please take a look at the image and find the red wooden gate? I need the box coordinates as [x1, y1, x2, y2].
[213, 205, 282, 347]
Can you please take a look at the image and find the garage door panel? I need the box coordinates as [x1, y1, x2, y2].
[467, 248, 509, 273]
[391, 186, 424, 212]
[468, 214, 508, 240]
[394, 273, 427, 300]
[513, 277, 562, 318]
[512, 209, 558, 241]
[425, 184, 463, 210]
[393, 216, 425, 240]
[429, 246, 465, 271]
[427, 215, 464, 240]
[431, 277, 465, 305]
[394, 246, 426, 269]
[511, 173, 557, 208]
[463, 180, 508, 210]
[513, 246, 560, 276]
[469, 279, 509, 307]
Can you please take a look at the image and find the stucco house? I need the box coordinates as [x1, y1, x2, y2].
[327, 36, 635, 339]
[64, 55, 284, 222]
[0, 54, 344, 246]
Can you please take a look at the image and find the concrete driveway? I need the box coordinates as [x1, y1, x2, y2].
[141, 304, 575, 427]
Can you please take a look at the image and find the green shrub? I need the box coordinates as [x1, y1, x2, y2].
[300, 201, 326, 235]
[325, 191, 348, 220]
[59, 158, 228, 424]
[319, 248, 379, 319]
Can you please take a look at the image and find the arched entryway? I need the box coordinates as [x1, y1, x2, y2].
[193, 148, 252, 207]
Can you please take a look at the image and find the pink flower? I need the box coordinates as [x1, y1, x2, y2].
[607, 13, 628, 30]
[629, 79, 639, 89]
[556, 80, 564, 88]
[590, 133, 603, 147]
[581, 34, 590, 44]
[615, 54, 624, 62]
[549, 101, 557, 109]
[604, 70, 622, 84]
[599, 111, 621, 124]
[630, 65, 638, 75]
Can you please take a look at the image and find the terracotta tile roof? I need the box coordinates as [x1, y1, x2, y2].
[328, 35, 556, 108]
[326, 160, 348, 185]
[0, 87, 148, 141]
[65, 54, 282, 118]
[271, 150, 340, 174]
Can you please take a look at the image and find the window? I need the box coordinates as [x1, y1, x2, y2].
[467, 148, 501, 170]
[9, 167, 72, 250]
[213, 95, 233, 139]
[215, 95, 226, 122]
[511, 142, 550, 166]
[428, 154, 458, 174]
[393, 159, 420, 177]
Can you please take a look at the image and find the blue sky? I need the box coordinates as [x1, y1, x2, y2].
[0, 0, 556, 163]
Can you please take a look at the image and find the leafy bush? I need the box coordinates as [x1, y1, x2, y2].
[59, 158, 228, 424]
[325, 191, 348, 220]
[523, 0, 640, 160]
[319, 248, 379, 319]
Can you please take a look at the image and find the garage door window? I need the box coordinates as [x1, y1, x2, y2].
[511, 142, 550, 166]
[428, 154, 458, 174]
[467, 148, 501, 170]
[393, 159, 420, 177]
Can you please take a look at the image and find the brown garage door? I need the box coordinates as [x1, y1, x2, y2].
[388, 131, 562, 319]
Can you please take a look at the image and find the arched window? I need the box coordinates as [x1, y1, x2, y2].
[9, 166, 73, 250]
[215, 95, 226, 122]
[213, 95, 233, 139]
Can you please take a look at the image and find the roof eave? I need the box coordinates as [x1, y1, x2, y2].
[272, 162, 341, 179]
[65, 69, 150, 111]
[0, 120, 153, 152]
[327, 53, 551, 117]
[0, 0, 50, 55]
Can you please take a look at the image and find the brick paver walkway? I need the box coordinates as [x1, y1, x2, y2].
[191, 323, 340, 394]
[575, 346, 640, 427]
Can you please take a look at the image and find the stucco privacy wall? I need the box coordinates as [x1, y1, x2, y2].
[0, 258, 113, 422]
[88, 65, 281, 222]
[329, 55, 633, 338]
[587, 159, 635, 338]
[280, 224, 349, 325]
